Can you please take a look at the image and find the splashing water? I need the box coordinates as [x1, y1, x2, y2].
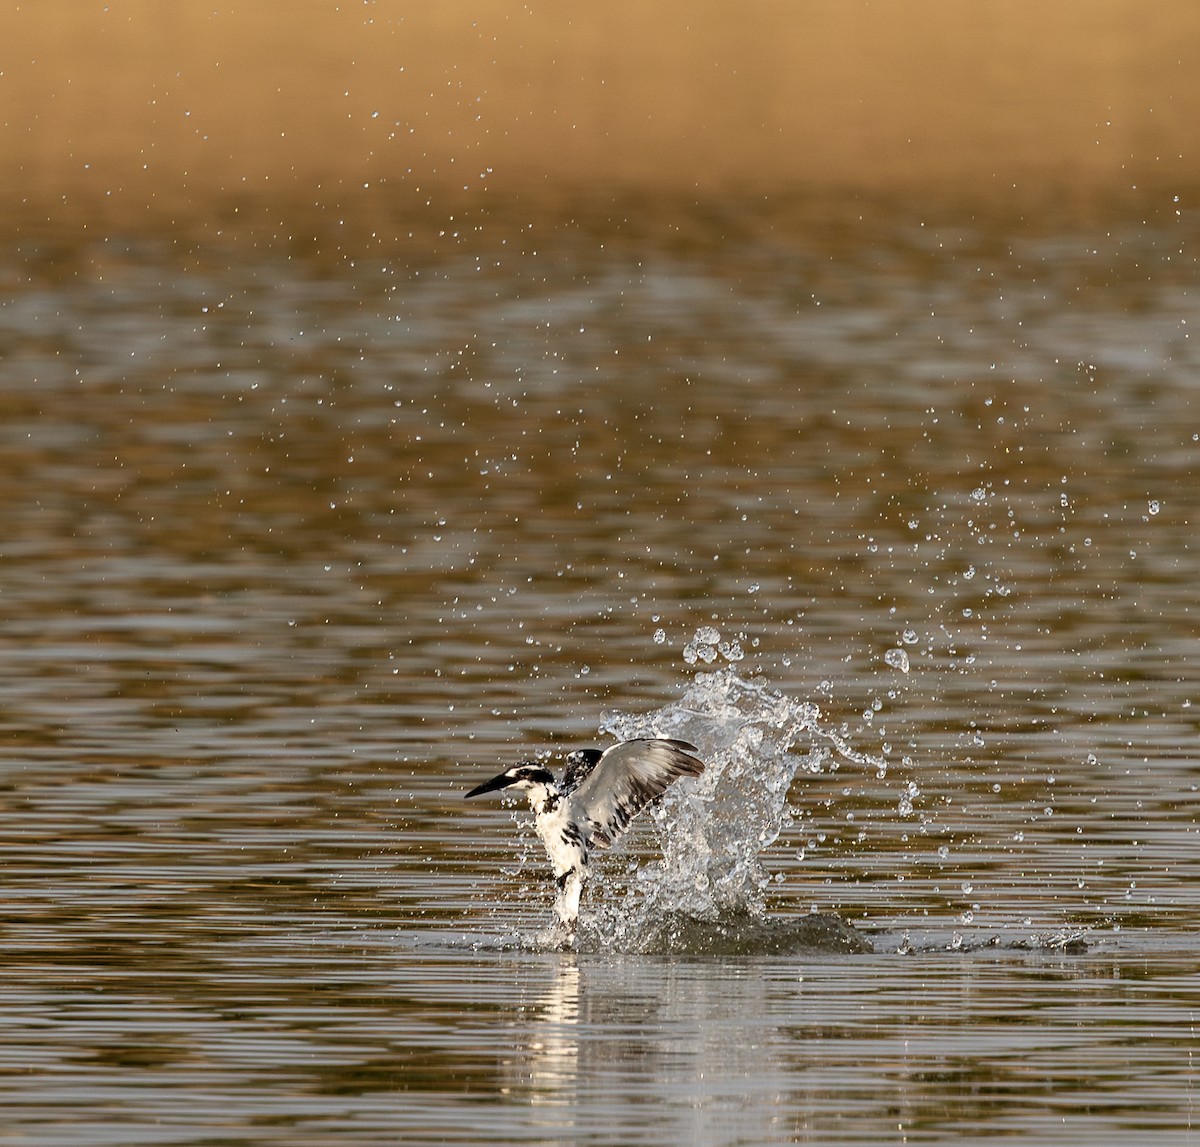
[587, 668, 886, 950]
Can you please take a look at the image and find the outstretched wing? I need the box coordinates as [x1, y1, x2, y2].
[570, 738, 705, 850]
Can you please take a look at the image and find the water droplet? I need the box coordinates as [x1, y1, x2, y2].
[653, 628, 666, 645]
[718, 640, 745, 662]
[884, 648, 910, 673]
[1148, 499, 1161, 516]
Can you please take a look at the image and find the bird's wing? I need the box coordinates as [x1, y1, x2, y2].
[560, 749, 604, 795]
[570, 738, 704, 851]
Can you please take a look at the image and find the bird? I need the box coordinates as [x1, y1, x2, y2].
[464, 738, 705, 932]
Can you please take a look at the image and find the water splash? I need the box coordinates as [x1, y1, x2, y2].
[589, 667, 886, 950]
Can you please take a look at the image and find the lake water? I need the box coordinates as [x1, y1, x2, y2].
[1, 195, 1197, 1143]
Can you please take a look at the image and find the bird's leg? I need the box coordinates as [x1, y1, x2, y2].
[554, 867, 584, 931]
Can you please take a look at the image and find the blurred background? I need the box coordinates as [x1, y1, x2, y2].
[4, 2, 1199, 218]
[1, 5, 1198, 1142]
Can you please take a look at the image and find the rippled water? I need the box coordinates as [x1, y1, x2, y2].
[1, 197, 1198, 1143]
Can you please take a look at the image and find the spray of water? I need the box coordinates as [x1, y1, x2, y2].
[584, 664, 886, 953]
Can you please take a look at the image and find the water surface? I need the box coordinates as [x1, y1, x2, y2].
[1, 197, 1197, 1143]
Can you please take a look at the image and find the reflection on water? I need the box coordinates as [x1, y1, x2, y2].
[1, 196, 1198, 1141]
[398, 944, 1198, 1144]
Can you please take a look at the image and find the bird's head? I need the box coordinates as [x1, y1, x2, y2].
[464, 761, 557, 800]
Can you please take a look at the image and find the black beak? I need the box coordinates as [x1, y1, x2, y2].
[464, 771, 517, 799]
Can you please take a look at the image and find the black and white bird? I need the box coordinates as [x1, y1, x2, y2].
[464, 738, 705, 931]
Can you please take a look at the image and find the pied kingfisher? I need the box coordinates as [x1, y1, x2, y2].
[464, 738, 705, 930]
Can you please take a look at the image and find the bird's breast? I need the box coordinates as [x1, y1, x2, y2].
[534, 804, 587, 877]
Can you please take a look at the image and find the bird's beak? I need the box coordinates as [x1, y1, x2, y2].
[464, 771, 517, 798]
